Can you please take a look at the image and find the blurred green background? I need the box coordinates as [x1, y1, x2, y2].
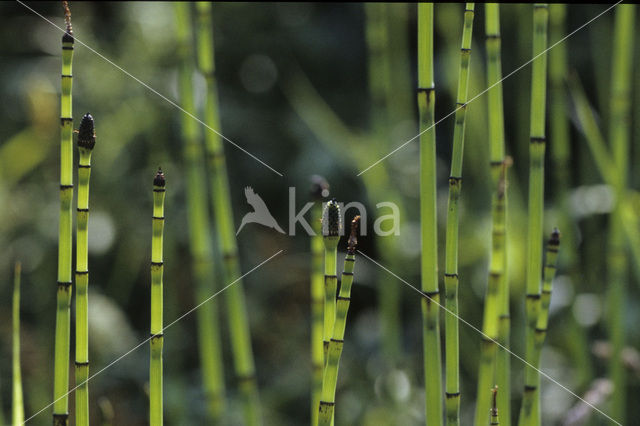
[0, 2, 639, 425]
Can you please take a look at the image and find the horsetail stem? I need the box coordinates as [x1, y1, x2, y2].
[75, 113, 95, 426]
[13, 261, 24, 426]
[150, 168, 166, 426]
[318, 216, 360, 426]
[321, 199, 341, 365]
[194, 3, 262, 424]
[485, 5, 510, 424]
[174, 2, 226, 420]
[520, 5, 548, 426]
[443, 5, 474, 425]
[54, 2, 74, 424]
[607, 6, 634, 422]
[310, 176, 329, 426]
[490, 387, 499, 426]
[418, 4, 443, 425]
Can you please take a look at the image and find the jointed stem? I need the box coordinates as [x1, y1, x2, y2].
[13, 262, 24, 426]
[54, 3, 74, 423]
[150, 170, 166, 426]
[195, 3, 262, 424]
[418, 4, 443, 426]
[444, 4, 474, 426]
[174, 2, 226, 420]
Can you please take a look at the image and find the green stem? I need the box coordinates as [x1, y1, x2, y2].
[150, 169, 166, 426]
[54, 4, 74, 424]
[418, 4, 443, 426]
[195, 4, 262, 424]
[520, 5, 548, 426]
[444, 4, 474, 426]
[13, 261, 24, 426]
[311, 177, 329, 426]
[485, 5, 510, 425]
[174, 2, 226, 420]
[607, 5, 634, 423]
[319, 217, 359, 426]
[75, 113, 95, 426]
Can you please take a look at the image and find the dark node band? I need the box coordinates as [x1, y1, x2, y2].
[446, 392, 461, 398]
[465, 8, 474, 13]
[535, 327, 547, 333]
[61, 74, 72, 78]
[417, 86, 435, 94]
[325, 274, 338, 279]
[57, 281, 72, 288]
[526, 294, 541, 300]
[207, 151, 224, 161]
[342, 271, 353, 276]
[77, 208, 89, 212]
[344, 257, 355, 262]
[236, 374, 257, 383]
[151, 261, 164, 266]
[542, 289, 551, 295]
[60, 184, 74, 189]
[456, 102, 467, 107]
[150, 333, 164, 339]
[319, 401, 335, 407]
[481, 336, 495, 343]
[153, 188, 165, 192]
[152, 216, 165, 220]
[60, 117, 73, 124]
[490, 160, 504, 167]
[530, 136, 546, 144]
[534, 4, 548, 9]
[53, 413, 69, 426]
[449, 176, 462, 184]
[75, 270, 88, 275]
[78, 164, 91, 168]
[223, 251, 238, 261]
[75, 361, 89, 366]
[422, 290, 439, 298]
[486, 34, 500, 40]
[444, 273, 458, 279]
[524, 385, 537, 392]
[499, 314, 510, 320]
[336, 296, 350, 302]
[547, 247, 559, 253]
[330, 338, 344, 343]
[461, 48, 471, 53]
[489, 272, 501, 279]
[62, 46, 74, 50]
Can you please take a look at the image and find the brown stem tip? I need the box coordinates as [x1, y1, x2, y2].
[62, 1, 74, 42]
[154, 168, 165, 187]
[491, 385, 498, 415]
[77, 113, 95, 150]
[347, 216, 360, 254]
[549, 228, 560, 246]
[310, 175, 330, 200]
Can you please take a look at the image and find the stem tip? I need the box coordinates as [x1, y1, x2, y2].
[323, 199, 341, 237]
[77, 113, 95, 150]
[154, 168, 165, 187]
[347, 216, 360, 254]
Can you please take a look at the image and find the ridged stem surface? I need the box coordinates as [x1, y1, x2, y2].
[418, 4, 443, 425]
[311, 203, 324, 426]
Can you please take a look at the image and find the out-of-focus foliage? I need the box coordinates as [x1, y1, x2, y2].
[0, 3, 638, 425]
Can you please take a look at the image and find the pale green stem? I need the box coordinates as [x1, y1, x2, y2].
[13, 262, 24, 426]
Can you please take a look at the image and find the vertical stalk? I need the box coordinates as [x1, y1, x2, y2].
[310, 176, 329, 426]
[150, 169, 166, 426]
[607, 5, 634, 423]
[174, 2, 226, 420]
[318, 200, 340, 425]
[318, 217, 359, 426]
[75, 113, 95, 426]
[54, 3, 74, 424]
[194, 4, 262, 424]
[418, 4, 443, 426]
[444, 4, 474, 426]
[13, 261, 24, 426]
[485, 5, 510, 425]
[521, 6, 548, 425]
[490, 387, 499, 426]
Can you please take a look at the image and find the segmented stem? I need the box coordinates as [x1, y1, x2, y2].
[150, 169, 166, 426]
[607, 5, 634, 422]
[444, 5, 474, 426]
[75, 113, 95, 426]
[13, 262, 24, 426]
[195, 4, 262, 423]
[418, 4, 443, 426]
[54, 3, 74, 423]
[491, 387, 499, 426]
[318, 217, 359, 426]
[174, 2, 226, 420]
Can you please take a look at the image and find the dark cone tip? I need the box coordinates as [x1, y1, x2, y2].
[154, 168, 165, 187]
[323, 199, 341, 237]
[62, 1, 73, 42]
[549, 228, 560, 246]
[77, 113, 95, 150]
[347, 215, 360, 254]
[62, 31, 74, 43]
[310, 175, 330, 200]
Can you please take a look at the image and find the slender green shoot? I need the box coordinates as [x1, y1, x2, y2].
[318, 216, 360, 426]
[491, 387, 499, 426]
[444, 4, 474, 425]
[194, 4, 262, 423]
[485, 5, 510, 424]
[150, 169, 166, 426]
[607, 6, 634, 422]
[13, 261, 24, 426]
[174, 3, 226, 419]
[418, 4, 443, 425]
[54, 3, 74, 424]
[520, 5, 548, 426]
[75, 113, 96, 426]
[311, 176, 330, 426]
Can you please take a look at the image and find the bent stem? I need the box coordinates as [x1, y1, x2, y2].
[444, 4, 474, 426]
[418, 4, 443, 426]
[150, 169, 166, 426]
[54, 3, 74, 424]
[194, 3, 262, 423]
[13, 261, 24, 426]
[175, 2, 226, 420]
[318, 217, 360, 426]
[75, 113, 96, 426]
